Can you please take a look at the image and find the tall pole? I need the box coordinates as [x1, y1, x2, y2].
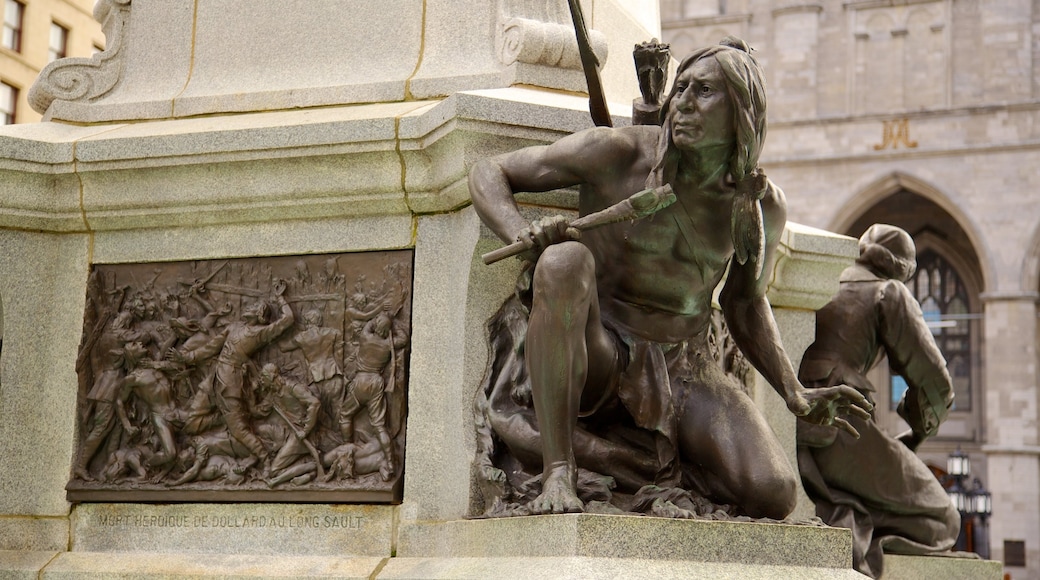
[566, 0, 612, 127]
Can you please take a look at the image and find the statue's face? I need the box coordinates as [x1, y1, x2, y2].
[668, 57, 735, 152]
[260, 370, 275, 386]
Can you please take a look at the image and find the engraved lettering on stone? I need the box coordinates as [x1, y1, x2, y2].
[69, 252, 412, 502]
[94, 512, 367, 529]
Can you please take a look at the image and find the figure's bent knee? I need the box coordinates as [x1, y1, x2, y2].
[743, 469, 798, 520]
[532, 242, 596, 298]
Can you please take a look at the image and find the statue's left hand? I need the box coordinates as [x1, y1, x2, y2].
[515, 215, 581, 259]
[791, 385, 873, 439]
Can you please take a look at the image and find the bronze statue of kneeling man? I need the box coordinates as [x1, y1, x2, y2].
[470, 38, 871, 520]
[797, 224, 960, 578]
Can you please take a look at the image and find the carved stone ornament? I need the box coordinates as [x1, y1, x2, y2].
[498, 17, 608, 70]
[28, 0, 132, 115]
[68, 251, 412, 503]
[496, 0, 607, 70]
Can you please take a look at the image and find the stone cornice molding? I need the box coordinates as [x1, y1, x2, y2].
[0, 88, 614, 233]
[981, 444, 1040, 456]
[772, 4, 825, 17]
[767, 223, 857, 310]
[843, 0, 943, 10]
[28, 0, 132, 116]
[660, 13, 751, 30]
[978, 291, 1040, 303]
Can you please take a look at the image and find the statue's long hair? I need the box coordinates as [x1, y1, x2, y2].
[645, 37, 769, 276]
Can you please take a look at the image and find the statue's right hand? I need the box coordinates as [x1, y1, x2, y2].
[166, 348, 187, 365]
[516, 215, 581, 257]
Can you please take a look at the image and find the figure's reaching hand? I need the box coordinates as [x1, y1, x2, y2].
[165, 347, 188, 365]
[790, 385, 873, 439]
[272, 278, 287, 297]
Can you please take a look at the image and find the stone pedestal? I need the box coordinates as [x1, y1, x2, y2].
[387, 514, 865, 579]
[882, 553, 1003, 579]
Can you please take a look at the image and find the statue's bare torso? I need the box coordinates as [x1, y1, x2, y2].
[580, 128, 739, 341]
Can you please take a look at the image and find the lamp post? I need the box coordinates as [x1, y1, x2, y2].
[970, 478, 993, 560]
[944, 447, 991, 558]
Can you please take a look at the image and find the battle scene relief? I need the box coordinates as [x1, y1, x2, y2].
[68, 252, 412, 502]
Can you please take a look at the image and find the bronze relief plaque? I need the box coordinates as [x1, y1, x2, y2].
[68, 251, 412, 503]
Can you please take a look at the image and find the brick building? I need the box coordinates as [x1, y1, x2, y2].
[662, 1, 1040, 577]
[0, 0, 102, 124]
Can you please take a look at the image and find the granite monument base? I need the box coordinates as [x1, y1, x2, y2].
[3, 510, 872, 579]
[0, 507, 1005, 579]
[881, 552, 1003, 580]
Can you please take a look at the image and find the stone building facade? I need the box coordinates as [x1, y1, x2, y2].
[663, 1, 1040, 576]
[0, 0, 103, 124]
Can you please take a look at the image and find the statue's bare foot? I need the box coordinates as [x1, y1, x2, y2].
[379, 457, 395, 481]
[72, 467, 94, 482]
[528, 465, 584, 514]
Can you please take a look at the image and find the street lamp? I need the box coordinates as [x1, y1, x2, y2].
[947, 447, 970, 477]
[943, 448, 991, 558]
[971, 478, 992, 518]
[947, 475, 968, 512]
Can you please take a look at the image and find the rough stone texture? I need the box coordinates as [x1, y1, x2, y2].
[36, 0, 661, 124]
[0, 551, 60, 580]
[90, 215, 414, 266]
[0, 91, 623, 235]
[397, 514, 853, 566]
[401, 209, 482, 523]
[769, 223, 858, 311]
[41, 552, 385, 579]
[0, 518, 69, 552]
[0, 232, 89, 517]
[70, 504, 393, 557]
[882, 553, 1003, 580]
[378, 557, 867, 579]
[757, 308, 818, 522]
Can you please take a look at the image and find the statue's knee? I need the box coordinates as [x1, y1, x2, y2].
[743, 469, 798, 520]
[533, 242, 595, 297]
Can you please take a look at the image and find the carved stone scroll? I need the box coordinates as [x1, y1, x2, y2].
[68, 251, 412, 503]
[498, 17, 608, 70]
[28, 0, 132, 115]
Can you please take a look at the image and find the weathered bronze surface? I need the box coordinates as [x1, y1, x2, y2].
[469, 38, 872, 520]
[797, 224, 959, 579]
[68, 252, 412, 503]
[632, 39, 670, 126]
